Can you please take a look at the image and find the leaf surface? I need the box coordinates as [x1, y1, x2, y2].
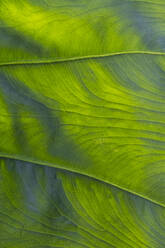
[1, 54, 165, 206]
[0, 0, 165, 247]
[0, 158, 165, 248]
[1, 0, 165, 63]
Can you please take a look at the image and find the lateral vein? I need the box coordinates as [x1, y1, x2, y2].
[0, 154, 165, 210]
[0, 50, 165, 67]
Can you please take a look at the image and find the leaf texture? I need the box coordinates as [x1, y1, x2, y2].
[1, 0, 165, 63]
[0, 158, 165, 248]
[0, 0, 165, 247]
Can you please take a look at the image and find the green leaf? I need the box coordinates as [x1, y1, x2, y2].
[0, 0, 165, 247]
[1, 0, 165, 63]
[1, 53, 165, 206]
[0, 158, 165, 248]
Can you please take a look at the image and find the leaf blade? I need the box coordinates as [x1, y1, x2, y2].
[0, 53, 165, 207]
